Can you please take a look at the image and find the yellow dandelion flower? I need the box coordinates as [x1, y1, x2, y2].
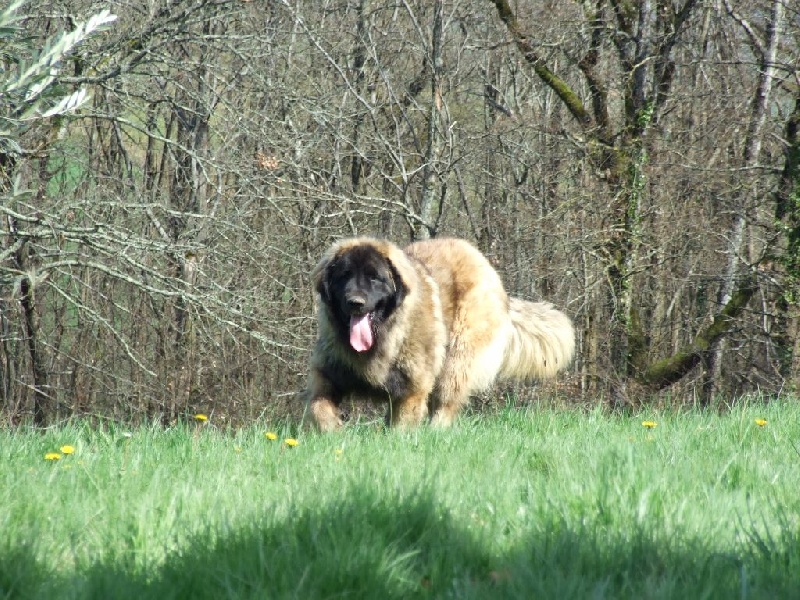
[44, 452, 62, 461]
[265, 432, 278, 441]
[642, 420, 657, 429]
[194, 413, 208, 422]
[284, 438, 299, 447]
[334, 448, 343, 456]
[60, 445, 75, 455]
[754, 418, 767, 427]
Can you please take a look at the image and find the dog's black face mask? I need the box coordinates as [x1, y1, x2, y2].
[318, 246, 406, 353]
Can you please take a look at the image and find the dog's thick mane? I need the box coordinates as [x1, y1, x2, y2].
[312, 238, 441, 388]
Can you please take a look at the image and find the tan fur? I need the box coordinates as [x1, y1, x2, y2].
[306, 237, 574, 430]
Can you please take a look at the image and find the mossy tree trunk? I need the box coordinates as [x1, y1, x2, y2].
[773, 94, 800, 388]
[489, 0, 711, 400]
[641, 277, 758, 389]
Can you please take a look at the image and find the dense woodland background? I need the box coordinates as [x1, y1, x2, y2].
[1, 0, 798, 425]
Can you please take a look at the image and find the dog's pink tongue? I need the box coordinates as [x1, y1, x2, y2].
[349, 314, 373, 352]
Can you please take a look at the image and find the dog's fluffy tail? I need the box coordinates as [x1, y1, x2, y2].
[499, 298, 575, 380]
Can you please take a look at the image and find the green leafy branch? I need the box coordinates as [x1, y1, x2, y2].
[0, 0, 116, 151]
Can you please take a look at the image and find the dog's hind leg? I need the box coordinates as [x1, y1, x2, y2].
[428, 335, 479, 427]
[430, 322, 510, 427]
[428, 350, 472, 428]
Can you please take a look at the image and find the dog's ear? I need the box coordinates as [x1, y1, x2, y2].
[385, 257, 407, 310]
[311, 254, 334, 304]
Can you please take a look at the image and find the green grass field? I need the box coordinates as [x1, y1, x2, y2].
[2, 400, 799, 599]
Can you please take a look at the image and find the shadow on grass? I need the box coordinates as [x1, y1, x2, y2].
[0, 543, 49, 600]
[4, 487, 799, 600]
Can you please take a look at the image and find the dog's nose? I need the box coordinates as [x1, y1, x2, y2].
[346, 296, 366, 311]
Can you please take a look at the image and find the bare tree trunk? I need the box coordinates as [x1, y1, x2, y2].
[0, 299, 12, 412]
[17, 274, 47, 425]
[0, 157, 17, 416]
[705, 0, 784, 403]
[162, 20, 215, 417]
[350, 0, 368, 195]
[417, 0, 445, 240]
[2, 155, 49, 424]
[703, 211, 745, 402]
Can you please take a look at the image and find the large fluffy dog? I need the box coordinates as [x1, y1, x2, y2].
[306, 237, 574, 430]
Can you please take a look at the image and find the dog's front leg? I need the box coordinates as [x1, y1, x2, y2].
[387, 390, 430, 429]
[307, 370, 344, 431]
